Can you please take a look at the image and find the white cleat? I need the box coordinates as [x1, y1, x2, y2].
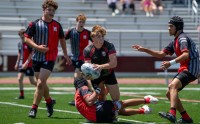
[141, 105, 152, 114]
[144, 95, 158, 104]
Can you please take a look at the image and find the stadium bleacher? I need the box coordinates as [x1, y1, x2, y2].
[0, 0, 199, 56]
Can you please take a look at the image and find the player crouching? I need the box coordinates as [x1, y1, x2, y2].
[74, 77, 158, 123]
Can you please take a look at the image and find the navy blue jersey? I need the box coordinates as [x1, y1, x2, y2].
[17, 42, 33, 68]
[163, 32, 200, 77]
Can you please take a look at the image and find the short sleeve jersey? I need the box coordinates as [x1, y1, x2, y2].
[75, 86, 96, 122]
[83, 41, 116, 76]
[163, 32, 200, 77]
[65, 28, 91, 61]
[24, 18, 64, 62]
[18, 42, 33, 67]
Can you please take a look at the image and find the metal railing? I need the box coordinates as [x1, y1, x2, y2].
[188, 0, 199, 26]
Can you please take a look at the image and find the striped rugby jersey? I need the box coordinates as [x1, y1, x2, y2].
[18, 42, 33, 68]
[65, 28, 91, 61]
[24, 18, 64, 61]
[163, 32, 200, 77]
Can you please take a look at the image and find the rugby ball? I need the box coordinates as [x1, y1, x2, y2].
[81, 63, 101, 79]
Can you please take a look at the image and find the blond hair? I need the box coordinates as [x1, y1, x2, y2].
[91, 25, 106, 38]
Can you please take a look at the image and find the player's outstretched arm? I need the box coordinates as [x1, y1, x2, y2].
[132, 45, 167, 58]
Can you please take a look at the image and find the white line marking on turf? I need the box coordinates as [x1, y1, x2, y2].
[0, 87, 200, 90]
[0, 101, 146, 123]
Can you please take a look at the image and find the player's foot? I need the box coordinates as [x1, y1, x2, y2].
[15, 96, 24, 99]
[28, 108, 37, 118]
[68, 100, 75, 106]
[177, 117, 193, 123]
[144, 95, 158, 104]
[140, 105, 152, 114]
[46, 99, 56, 117]
[113, 110, 119, 122]
[159, 112, 176, 123]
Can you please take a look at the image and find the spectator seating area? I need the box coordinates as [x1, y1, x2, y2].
[0, 0, 199, 56]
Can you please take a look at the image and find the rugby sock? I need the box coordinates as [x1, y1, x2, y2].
[20, 90, 24, 97]
[144, 97, 150, 104]
[169, 107, 176, 117]
[181, 111, 191, 120]
[138, 108, 144, 114]
[32, 104, 38, 109]
[45, 97, 52, 104]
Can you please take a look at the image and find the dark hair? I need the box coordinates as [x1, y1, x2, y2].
[168, 16, 184, 30]
[42, 0, 58, 10]
[18, 29, 25, 36]
[74, 78, 88, 89]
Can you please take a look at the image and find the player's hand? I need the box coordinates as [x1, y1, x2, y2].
[93, 64, 103, 71]
[132, 45, 145, 52]
[160, 61, 170, 70]
[14, 64, 18, 70]
[22, 63, 28, 69]
[36, 45, 49, 53]
[64, 55, 72, 65]
[81, 72, 93, 80]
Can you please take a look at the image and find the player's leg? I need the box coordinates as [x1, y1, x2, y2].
[105, 72, 120, 101]
[176, 72, 196, 123]
[26, 67, 36, 86]
[34, 68, 51, 105]
[118, 96, 158, 116]
[119, 106, 152, 116]
[16, 71, 25, 99]
[41, 61, 56, 117]
[159, 78, 181, 123]
[106, 84, 120, 101]
[159, 71, 196, 123]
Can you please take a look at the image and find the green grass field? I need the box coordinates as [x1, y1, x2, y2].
[0, 83, 199, 124]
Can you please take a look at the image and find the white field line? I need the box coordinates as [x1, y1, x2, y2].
[0, 87, 199, 91]
[1, 87, 200, 103]
[0, 101, 146, 123]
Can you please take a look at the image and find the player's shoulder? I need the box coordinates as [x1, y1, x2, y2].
[104, 40, 114, 47]
[83, 28, 91, 33]
[178, 32, 188, 41]
[27, 19, 40, 27]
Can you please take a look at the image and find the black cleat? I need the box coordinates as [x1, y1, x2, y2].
[46, 99, 56, 117]
[15, 96, 24, 99]
[68, 100, 75, 106]
[177, 117, 193, 123]
[28, 108, 37, 118]
[159, 112, 176, 123]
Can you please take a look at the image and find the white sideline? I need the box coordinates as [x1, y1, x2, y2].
[0, 101, 146, 123]
[0, 87, 200, 91]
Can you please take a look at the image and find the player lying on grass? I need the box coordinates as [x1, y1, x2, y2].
[74, 77, 159, 123]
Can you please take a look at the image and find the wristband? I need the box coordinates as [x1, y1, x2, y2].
[169, 59, 176, 65]
[95, 88, 101, 94]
